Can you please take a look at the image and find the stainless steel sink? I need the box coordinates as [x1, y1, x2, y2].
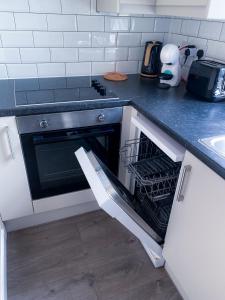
[199, 135, 225, 158]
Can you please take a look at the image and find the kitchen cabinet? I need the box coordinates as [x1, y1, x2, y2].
[163, 151, 225, 300]
[97, 0, 155, 15]
[0, 117, 33, 221]
[0, 217, 7, 300]
[155, 0, 225, 20]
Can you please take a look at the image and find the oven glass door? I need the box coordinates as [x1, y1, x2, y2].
[20, 124, 120, 200]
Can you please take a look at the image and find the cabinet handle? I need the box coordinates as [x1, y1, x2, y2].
[0, 126, 14, 159]
[176, 165, 192, 202]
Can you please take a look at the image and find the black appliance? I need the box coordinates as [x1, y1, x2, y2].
[16, 107, 122, 200]
[140, 41, 163, 78]
[187, 60, 225, 102]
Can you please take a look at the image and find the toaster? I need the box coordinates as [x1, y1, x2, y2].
[187, 60, 225, 102]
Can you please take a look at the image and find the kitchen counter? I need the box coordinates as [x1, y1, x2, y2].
[1, 74, 225, 181]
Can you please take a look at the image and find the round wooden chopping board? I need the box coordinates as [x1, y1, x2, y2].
[104, 72, 128, 81]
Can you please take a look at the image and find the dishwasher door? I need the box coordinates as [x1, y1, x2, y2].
[75, 147, 165, 268]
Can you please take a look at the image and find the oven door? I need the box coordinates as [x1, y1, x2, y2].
[20, 124, 120, 200]
[75, 147, 165, 268]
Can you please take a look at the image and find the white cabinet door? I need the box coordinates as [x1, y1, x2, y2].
[0, 218, 7, 300]
[97, 0, 156, 14]
[163, 151, 225, 300]
[0, 117, 33, 220]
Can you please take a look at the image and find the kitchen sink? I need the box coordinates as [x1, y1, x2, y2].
[199, 135, 225, 158]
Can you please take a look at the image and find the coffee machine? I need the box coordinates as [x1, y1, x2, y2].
[141, 41, 163, 78]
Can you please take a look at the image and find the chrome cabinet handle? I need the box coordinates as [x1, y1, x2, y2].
[0, 126, 14, 159]
[176, 165, 192, 202]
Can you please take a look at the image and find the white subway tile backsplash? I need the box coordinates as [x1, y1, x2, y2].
[0, 48, 20, 63]
[0, 64, 8, 78]
[181, 19, 200, 37]
[37, 63, 65, 77]
[79, 48, 104, 61]
[199, 21, 222, 40]
[0, 13, 15, 30]
[14, 13, 47, 31]
[131, 18, 154, 33]
[20, 48, 50, 63]
[116, 60, 138, 74]
[77, 16, 104, 32]
[92, 62, 115, 75]
[61, 0, 91, 15]
[1, 31, 33, 47]
[105, 17, 130, 32]
[141, 33, 164, 46]
[92, 32, 116, 47]
[168, 33, 188, 46]
[105, 48, 128, 61]
[154, 18, 170, 33]
[187, 37, 207, 52]
[64, 32, 91, 47]
[0, 0, 29, 12]
[51, 48, 78, 62]
[33, 32, 63, 48]
[66, 62, 91, 76]
[7, 64, 37, 78]
[128, 47, 144, 61]
[169, 19, 182, 34]
[47, 15, 77, 32]
[206, 40, 225, 61]
[220, 23, 225, 42]
[29, 0, 61, 13]
[117, 33, 141, 47]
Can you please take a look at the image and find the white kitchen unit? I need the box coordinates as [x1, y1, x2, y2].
[163, 151, 225, 300]
[76, 107, 185, 268]
[0, 217, 7, 300]
[156, 0, 225, 20]
[0, 117, 33, 221]
[97, 0, 156, 15]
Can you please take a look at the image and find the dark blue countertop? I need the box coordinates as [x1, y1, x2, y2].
[1, 74, 225, 181]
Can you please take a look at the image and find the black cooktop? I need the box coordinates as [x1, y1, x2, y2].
[15, 76, 118, 106]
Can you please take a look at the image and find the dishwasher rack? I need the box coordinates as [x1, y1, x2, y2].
[120, 135, 181, 202]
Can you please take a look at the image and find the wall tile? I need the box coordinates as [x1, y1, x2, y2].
[47, 15, 77, 31]
[128, 47, 144, 61]
[117, 33, 141, 47]
[168, 33, 188, 46]
[105, 48, 128, 61]
[77, 16, 104, 32]
[92, 62, 115, 75]
[130, 18, 154, 33]
[187, 37, 207, 52]
[220, 23, 225, 42]
[20, 48, 50, 63]
[14, 13, 47, 31]
[29, 0, 61, 13]
[198, 21, 222, 40]
[116, 61, 138, 74]
[1, 31, 34, 47]
[181, 19, 200, 37]
[33, 32, 63, 47]
[51, 48, 78, 62]
[0, 64, 8, 78]
[0, 0, 29, 12]
[141, 33, 164, 46]
[37, 63, 65, 77]
[64, 32, 91, 47]
[0, 13, 15, 30]
[92, 32, 116, 47]
[206, 40, 225, 61]
[61, 0, 90, 15]
[105, 17, 130, 32]
[169, 18, 182, 34]
[66, 62, 91, 76]
[154, 18, 170, 33]
[0, 48, 20, 63]
[79, 48, 104, 61]
[7, 64, 37, 78]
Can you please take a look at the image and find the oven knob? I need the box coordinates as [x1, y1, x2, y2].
[98, 113, 105, 122]
[40, 120, 49, 129]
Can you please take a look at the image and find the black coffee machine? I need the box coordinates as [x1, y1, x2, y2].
[141, 41, 163, 78]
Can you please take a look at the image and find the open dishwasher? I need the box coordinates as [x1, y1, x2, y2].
[75, 109, 186, 268]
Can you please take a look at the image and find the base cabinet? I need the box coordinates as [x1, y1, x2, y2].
[163, 151, 225, 300]
[0, 117, 33, 221]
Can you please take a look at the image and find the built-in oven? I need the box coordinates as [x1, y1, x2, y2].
[16, 108, 122, 200]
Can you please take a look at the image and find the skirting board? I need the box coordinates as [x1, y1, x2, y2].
[5, 201, 99, 232]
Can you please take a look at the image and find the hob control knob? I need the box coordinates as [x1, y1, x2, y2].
[40, 120, 49, 129]
[98, 113, 105, 122]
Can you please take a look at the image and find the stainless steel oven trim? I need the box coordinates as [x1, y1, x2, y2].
[16, 107, 123, 134]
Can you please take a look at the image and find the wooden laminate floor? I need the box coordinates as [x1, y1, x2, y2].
[7, 210, 182, 300]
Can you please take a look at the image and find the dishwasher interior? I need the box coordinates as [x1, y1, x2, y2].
[120, 132, 182, 240]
